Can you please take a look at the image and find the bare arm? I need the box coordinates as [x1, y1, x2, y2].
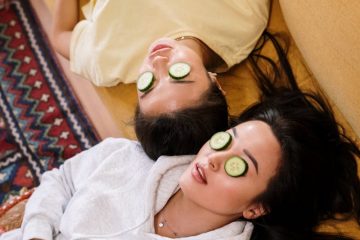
[50, 0, 79, 59]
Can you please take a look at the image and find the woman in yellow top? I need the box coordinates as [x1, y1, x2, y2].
[51, 0, 270, 159]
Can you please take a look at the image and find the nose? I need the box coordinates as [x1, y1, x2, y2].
[152, 55, 168, 80]
[207, 152, 226, 172]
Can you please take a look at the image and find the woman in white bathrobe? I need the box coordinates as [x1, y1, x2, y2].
[2, 36, 360, 240]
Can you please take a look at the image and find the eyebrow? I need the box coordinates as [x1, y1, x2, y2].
[232, 127, 238, 138]
[243, 149, 259, 175]
[231, 128, 259, 174]
[169, 79, 195, 84]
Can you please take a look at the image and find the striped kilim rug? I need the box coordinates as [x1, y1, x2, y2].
[0, 0, 99, 204]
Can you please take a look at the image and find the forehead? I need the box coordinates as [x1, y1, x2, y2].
[230, 121, 279, 150]
[230, 121, 282, 174]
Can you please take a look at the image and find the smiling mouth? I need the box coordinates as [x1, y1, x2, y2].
[195, 163, 207, 184]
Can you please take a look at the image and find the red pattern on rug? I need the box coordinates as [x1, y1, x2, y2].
[0, 0, 99, 204]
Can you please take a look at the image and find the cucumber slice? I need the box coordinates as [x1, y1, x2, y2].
[224, 156, 248, 177]
[209, 131, 232, 151]
[137, 71, 154, 92]
[169, 62, 191, 79]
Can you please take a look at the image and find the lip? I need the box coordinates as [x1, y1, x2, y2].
[149, 45, 172, 59]
[148, 38, 176, 54]
[192, 163, 207, 184]
[151, 44, 172, 54]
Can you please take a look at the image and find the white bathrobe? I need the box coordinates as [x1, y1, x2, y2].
[0, 138, 253, 240]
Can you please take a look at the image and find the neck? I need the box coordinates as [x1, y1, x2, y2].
[176, 37, 223, 70]
[155, 190, 239, 238]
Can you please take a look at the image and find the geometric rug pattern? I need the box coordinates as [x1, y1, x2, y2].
[0, 0, 99, 204]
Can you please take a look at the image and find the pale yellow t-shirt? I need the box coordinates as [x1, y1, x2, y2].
[70, 0, 270, 86]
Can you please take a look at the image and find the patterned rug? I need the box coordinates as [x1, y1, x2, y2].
[0, 0, 99, 204]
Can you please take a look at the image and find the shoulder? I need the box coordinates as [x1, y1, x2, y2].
[68, 138, 152, 176]
[91, 137, 144, 156]
[76, 138, 146, 163]
[97, 137, 140, 148]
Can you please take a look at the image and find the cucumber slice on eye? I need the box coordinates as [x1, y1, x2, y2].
[224, 156, 248, 177]
[209, 131, 232, 151]
[169, 62, 191, 79]
[137, 71, 154, 92]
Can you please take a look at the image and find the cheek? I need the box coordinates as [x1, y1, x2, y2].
[210, 174, 269, 215]
[180, 173, 252, 215]
[138, 58, 152, 74]
[210, 179, 249, 212]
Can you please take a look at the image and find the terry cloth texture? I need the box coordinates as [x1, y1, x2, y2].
[1, 138, 253, 240]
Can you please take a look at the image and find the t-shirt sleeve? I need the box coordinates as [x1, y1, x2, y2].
[69, 0, 120, 87]
[212, 0, 271, 72]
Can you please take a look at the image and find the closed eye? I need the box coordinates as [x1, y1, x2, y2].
[243, 149, 259, 175]
[169, 80, 195, 83]
[139, 87, 154, 99]
[231, 128, 259, 175]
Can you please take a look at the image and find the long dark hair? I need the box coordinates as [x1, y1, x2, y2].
[235, 31, 360, 240]
[134, 81, 228, 160]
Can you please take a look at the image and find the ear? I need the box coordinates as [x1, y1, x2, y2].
[208, 72, 226, 96]
[242, 204, 267, 220]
